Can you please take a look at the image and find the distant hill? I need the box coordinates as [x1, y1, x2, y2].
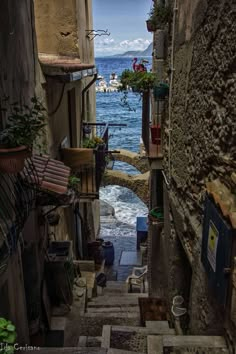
[114, 42, 153, 57]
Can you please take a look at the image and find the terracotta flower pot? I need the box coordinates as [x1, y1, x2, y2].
[0, 145, 31, 173]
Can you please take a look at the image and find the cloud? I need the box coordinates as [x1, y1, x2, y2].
[95, 37, 152, 55]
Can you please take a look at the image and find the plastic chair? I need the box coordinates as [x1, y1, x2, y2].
[126, 265, 148, 293]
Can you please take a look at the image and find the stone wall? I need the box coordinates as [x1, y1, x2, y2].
[162, 0, 236, 334]
[165, 0, 236, 214]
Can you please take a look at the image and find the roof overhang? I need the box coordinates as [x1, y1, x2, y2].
[39, 53, 97, 82]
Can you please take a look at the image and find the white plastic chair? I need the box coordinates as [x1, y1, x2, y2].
[126, 265, 148, 293]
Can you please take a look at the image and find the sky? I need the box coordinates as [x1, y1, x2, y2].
[92, 0, 153, 56]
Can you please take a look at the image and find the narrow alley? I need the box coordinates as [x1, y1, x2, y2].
[0, 0, 235, 353]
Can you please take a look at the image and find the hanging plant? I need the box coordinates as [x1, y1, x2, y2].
[0, 317, 16, 354]
[119, 70, 157, 110]
[146, 3, 172, 31]
[83, 136, 104, 148]
[68, 175, 80, 191]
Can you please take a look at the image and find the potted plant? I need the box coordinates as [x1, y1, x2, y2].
[150, 124, 161, 145]
[153, 82, 169, 100]
[83, 136, 104, 149]
[120, 70, 156, 93]
[68, 175, 80, 191]
[119, 70, 157, 110]
[146, 3, 172, 32]
[0, 96, 46, 173]
[0, 317, 16, 354]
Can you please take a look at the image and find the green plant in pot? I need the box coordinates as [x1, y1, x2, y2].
[68, 175, 80, 191]
[0, 317, 16, 354]
[83, 136, 104, 149]
[146, 2, 172, 32]
[119, 70, 157, 110]
[0, 96, 46, 174]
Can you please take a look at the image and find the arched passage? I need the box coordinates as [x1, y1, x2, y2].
[103, 170, 150, 206]
[113, 149, 149, 174]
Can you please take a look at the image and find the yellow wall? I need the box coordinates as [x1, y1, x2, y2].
[34, 0, 94, 64]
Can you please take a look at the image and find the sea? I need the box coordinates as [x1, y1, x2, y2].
[96, 57, 152, 238]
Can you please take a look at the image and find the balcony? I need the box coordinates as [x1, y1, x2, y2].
[62, 123, 111, 199]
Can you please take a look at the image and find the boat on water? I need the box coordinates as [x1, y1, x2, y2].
[96, 73, 121, 92]
[109, 72, 121, 88]
[96, 77, 108, 92]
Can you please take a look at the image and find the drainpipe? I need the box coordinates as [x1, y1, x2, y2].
[168, 0, 178, 184]
[81, 74, 98, 145]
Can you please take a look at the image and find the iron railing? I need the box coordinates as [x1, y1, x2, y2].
[81, 122, 126, 197]
[0, 157, 39, 273]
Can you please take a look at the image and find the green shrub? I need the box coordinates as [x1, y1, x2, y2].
[147, 3, 172, 30]
[119, 70, 156, 92]
[0, 96, 46, 149]
[0, 318, 16, 354]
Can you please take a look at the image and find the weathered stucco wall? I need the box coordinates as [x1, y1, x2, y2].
[34, 0, 79, 56]
[34, 0, 94, 63]
[162, 0, 236, 334]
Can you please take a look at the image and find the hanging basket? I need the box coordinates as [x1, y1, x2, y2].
[0, 145, 31, 173]
[153, 83, 169, 100]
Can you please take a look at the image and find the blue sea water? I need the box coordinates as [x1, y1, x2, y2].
[96, 57, 151, 231]
[96, 57, 152, 156]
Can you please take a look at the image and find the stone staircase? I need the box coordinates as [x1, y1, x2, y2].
[22, 280, 230, 354]
[77, 280, 229, 354]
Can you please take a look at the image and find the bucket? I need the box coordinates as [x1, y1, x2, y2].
[102, 241, 114, 265]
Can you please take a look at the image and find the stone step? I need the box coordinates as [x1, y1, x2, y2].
[86, 306, 140, 313]
[84, 311, 140, 319]
[88, 303, 140, 308]
[107, 349, 145, 354]
[106, 281, 127, 288]
[92, 293, 148, 300]
[89, 294, 147, 305]
[145, 321, 172, 331]
[102, 281, 128, 294]
[78, 336, 102, 347]
[161, 335, 228, 349]
[147, 336, 163, 354]
[19, 349, 107, 354]
[147, 335, 229, 354]
[111, 325, 175, 335]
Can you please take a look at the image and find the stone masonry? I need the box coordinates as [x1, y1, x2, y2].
[161, 0, 236, 335]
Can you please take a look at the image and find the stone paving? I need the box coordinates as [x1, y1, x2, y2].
[110, 331, 147, 353]
[100, 234, 140, 281]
